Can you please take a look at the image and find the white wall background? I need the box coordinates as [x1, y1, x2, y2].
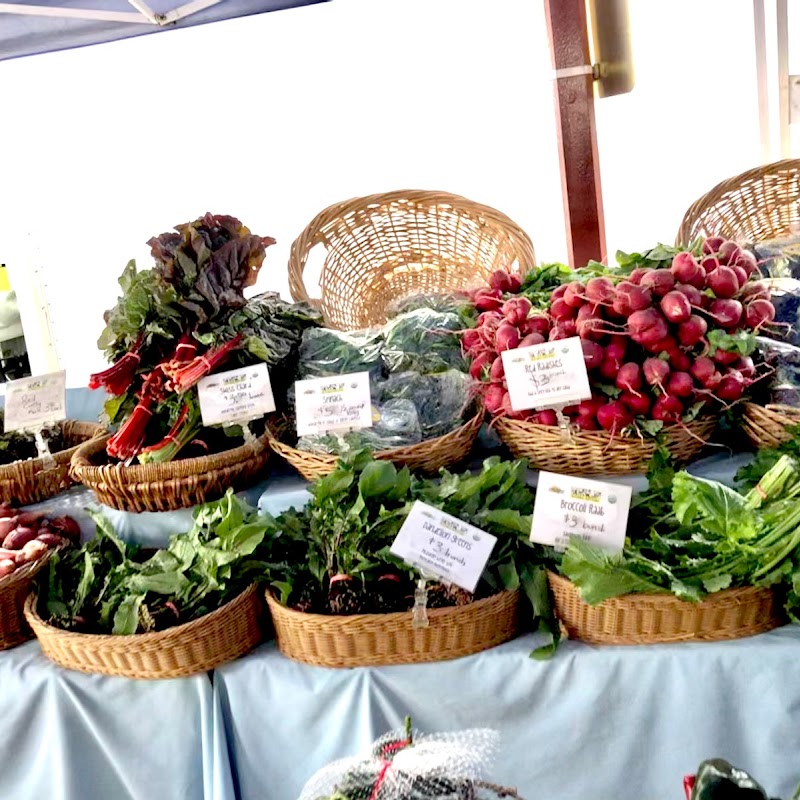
[0, 0, 790, 387]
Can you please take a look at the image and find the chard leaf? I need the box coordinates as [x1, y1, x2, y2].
[112, 594, 144, 635]
[223, 522, 268, 556]
[672, 472, 760, 541]
[245, 335, 271, 362]
[271, 580, 293, 605]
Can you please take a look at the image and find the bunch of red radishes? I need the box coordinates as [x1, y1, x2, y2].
[0, 502, 79, 580]
[463, 239, 775, 433]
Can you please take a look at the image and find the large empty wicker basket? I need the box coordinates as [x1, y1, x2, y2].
[676, 158, 800, 246]
[288, 190, 536, 330]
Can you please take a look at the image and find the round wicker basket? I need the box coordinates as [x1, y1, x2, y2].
[547, 571, 784, 645]
[0, 420, 106, 505]
[742, 402, 800, 450]
[493, 416, 716, 476]
[0, 548, 59, 651]
[266, 408, 484, 481]
[288, 189, 536, 330]
[70, 430, 271, 513]
[265, 589, 522, 668]
[24, 584, 263, 679]
[676, 158, 800, 246]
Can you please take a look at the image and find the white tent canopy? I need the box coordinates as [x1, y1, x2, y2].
[0, 0, 328, 61]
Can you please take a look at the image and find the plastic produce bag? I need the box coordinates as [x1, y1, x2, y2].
[374, 370, 471, 438]
[755, 336, 800, 406]
[382, 308, 465, 374]
[386, 292, 469, 318]
[296, 327, 385, 380]
[750, 234, 800, 280]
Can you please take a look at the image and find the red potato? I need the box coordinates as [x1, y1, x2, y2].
[706, 266, 740, 299]
[48, 516, 81, 543]
[667, 371, 694, 398]
[16, 539, 48, 564]
[36, 532, 65, 548]
[745, 299, 776, 329]
[0, 504, 16, 520]
[0, 559, 15, 579]
[3, 526, 38, 550]
[620, 390, 651, 416]
[616, 362, 643, 393]
[677, 315, 708, 347]
[0, 517, 19, 539]
[660, 291, 692, 323]
[643, 357, 670, 387]
[652, 394, 684, 422]
[597, 401, 634, 433]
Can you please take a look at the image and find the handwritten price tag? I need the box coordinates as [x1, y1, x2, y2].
[294, 372, 373, 437]
[501, 337, 591, 411]
[197, 363, 276, 426]
[4, 370, 67, 432]
[390, 501, 497, 593]
[530, 471, 632, 554]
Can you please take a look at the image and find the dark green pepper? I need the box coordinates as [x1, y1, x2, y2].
[690, 758, 776, 800]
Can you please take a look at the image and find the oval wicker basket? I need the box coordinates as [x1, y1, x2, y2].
[70, 430, 271, 513]
[266, 408, 484, 481]
[676, 158, 800, 246]
[493, 416, 716, 476]
[547, 571, 784, 645]
[742, 402, 800, 450]
[265, 589, 522, 668]
[0, 548, 59, 651]
[0, 420, 106, 505]
[24, 583, 263, 678]
[288, 189, 536, 330]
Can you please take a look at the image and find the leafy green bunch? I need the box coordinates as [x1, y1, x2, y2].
[41, 490, 274, 634]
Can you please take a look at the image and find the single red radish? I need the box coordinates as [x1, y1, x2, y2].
[484, 384, 506, 415]
[733, 249, 758, 276]
[740, 281, 771, 303]
[660, 290, 692, 323]
[641, 269, 676, 298]
[690, 357, 716, 386]
[652, 394, 684, 422]
[730, 264, 748, 290]
[581, 339, 604, 370]
[574, 415, 599, 431]
[620, 390, 651, 416]
[668, 349, 692, 372]
[711, 348, 739, 366]
[706, 266, 739, 299]
[643, 357, 670, 387]
[521, 315, 551, 337]
[703, 236, 725, 255]
[474, 290, 503, 311]
[563, 281, 586, 308]
[551, 285, 569, 301]
[701, 255, 720, 274]
[605, 336, 628, 362]
[508, 273, 522, 293]
[585, 277, 616, 305]
[667, 371, 694, 397]
[495, 322, 521, 352]
[671, 252, 701, 283]
[716, 369, 747, 401]
[519, 332, 546, 348]
[533, 409, 559, 426]
[489, 356, 505, 381]
[616, 362, 643, 393]
[597, 401, 634, 433]
[718, 241, 743, 266]
[578, 396, 605, 417]
[469, 351, 494, 380]
[677, 315, 708, 347]
[550, 298, 576, 321]
[673, 283, 704, 308]
[708, 298, 743, 328]
[488, 270, 513, 293]
[599, 357, 622, 380]
[629, 267, 651, 285]
[644, 334, 678, 355]
[502, 296, 532, 326]
[628, 308, 669, 346]
[744, 299, 776, 329]
[733, 356, 755, 379]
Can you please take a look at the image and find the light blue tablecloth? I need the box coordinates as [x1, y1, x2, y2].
[213, 627, 800, 800]
[0, 640, 224, 800]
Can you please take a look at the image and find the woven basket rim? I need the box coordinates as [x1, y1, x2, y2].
[743, 400, 800, 417]
[0, 420, 105, 477]
[0, 546, 59, 593]
[266, 406, 484, 465]
[547, 570, 774, 609]
[70, 428, 270, 481]
[265, 585, 515, 627]
[24, 582, 258, 646]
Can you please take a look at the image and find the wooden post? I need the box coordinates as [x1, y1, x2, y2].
[544, 0, 607, 267]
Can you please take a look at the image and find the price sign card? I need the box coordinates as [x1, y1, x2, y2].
[501, 337, 591, 411]
[295, 372, 373, 437]
[4, 370, 67, 432]
[197, 363, 276, 427]
[391, 501, 497, 593]
[530, 471, 632, 554]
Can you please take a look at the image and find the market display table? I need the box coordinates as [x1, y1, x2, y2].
[0, 640, 230, 800]
[212, 628, 800, 800]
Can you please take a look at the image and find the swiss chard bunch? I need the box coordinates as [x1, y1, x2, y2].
[41, 489, 275, 635]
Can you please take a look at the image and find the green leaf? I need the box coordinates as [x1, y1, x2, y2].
[224, 522, 268, 556]
[561, 538, 668, 604]
[706, 328, 757, 356]
[245, 335, 272, 362]
[358, 460, 397, 498]
[682, 401, 706, 422]
[702, 573, 733, 593]
[638, 419, 663, 437]
[127, 572, 190, 595]
[481, 508, 532, 535]
[596, 383, 622, 399]
[73, 552, 95, 615]
[496, 559, 520, 590]
[313, 467, 354, 504]
[112, 594, 144, 635]
[672, 472, 760, 542]
[271, 580, 293, 605]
